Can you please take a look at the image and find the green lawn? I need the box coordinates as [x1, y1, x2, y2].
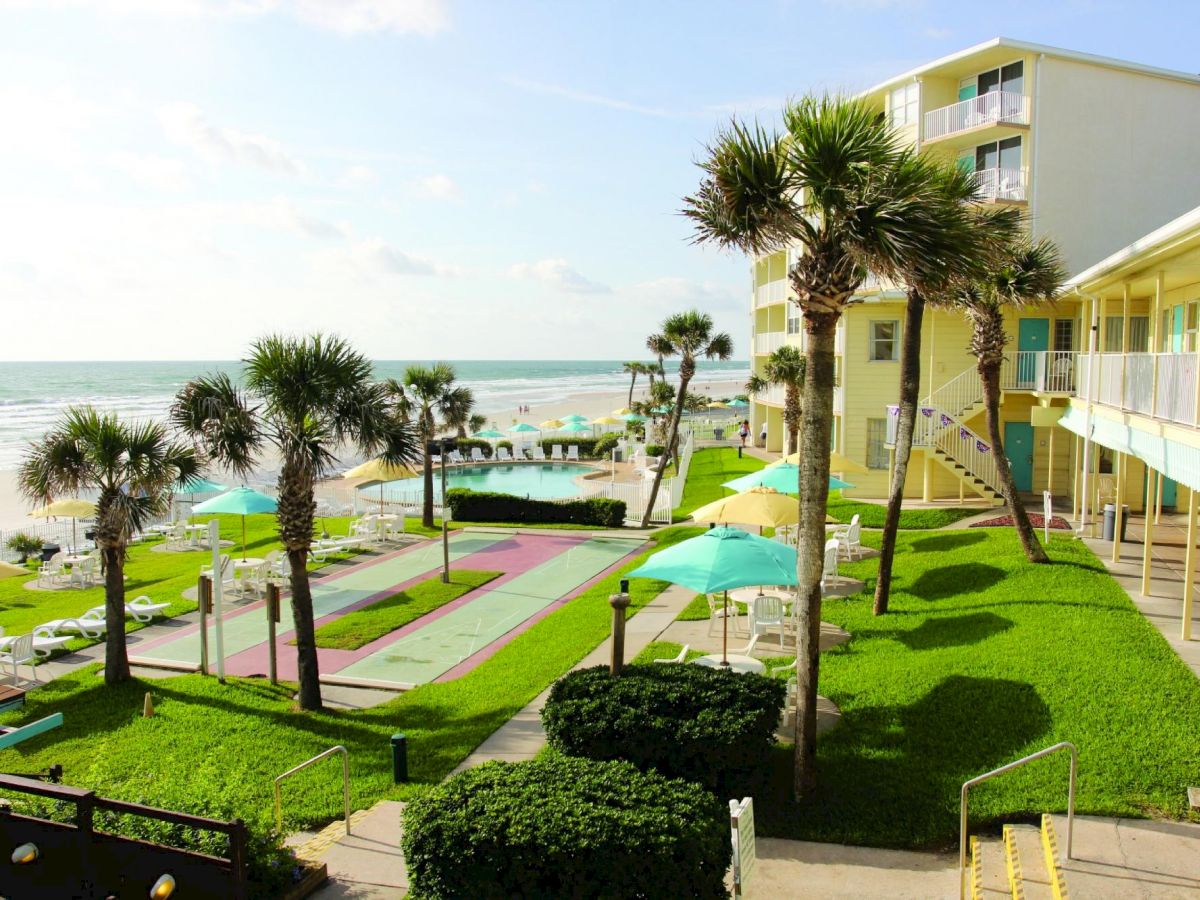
[756, 528, 1200, 849]
[313, 570, 502, 650]
[0, 527, 700, 841]
[826, 494, 986, 529]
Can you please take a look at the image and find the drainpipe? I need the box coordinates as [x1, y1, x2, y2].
[1029, 54, 1044, 237]
[1075, 288, 1101, 537]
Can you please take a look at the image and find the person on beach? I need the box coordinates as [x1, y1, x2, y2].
[738, 420, 749, 447]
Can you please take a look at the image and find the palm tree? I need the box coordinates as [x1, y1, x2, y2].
[745, 345, 806, 454]
[393, 363, 468, 529]
[872, 187, 1022, 615]
[171, 335, 415, 710]
[441, 385, 479, 439]
[623, 362, 648, 408]
[19, 408, 198, 685]
[684, 94, 980, 799]
[640, 312, 733, 527]
[949, 238, 1065, 563]
[466, 413, 487, 437]
[647, 335, 672, 388]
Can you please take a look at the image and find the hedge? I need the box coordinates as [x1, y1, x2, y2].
[543, 664, 785, 796]
[401, 755, 730, 899]
[446, 489, 625, 527]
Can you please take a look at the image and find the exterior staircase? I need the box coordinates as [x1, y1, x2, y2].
[969, 815, 1070, 899]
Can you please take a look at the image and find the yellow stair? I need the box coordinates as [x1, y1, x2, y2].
[971, 817, 1069, 900]
[1040, 814, 1070, 900]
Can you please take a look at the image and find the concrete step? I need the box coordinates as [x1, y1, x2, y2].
[973, 835, 1014, 898]
[1008, 824, 1056, 900]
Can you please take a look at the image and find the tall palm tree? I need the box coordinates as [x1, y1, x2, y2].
[872, 188, 1022, 615]
[640, 311, 733, 527]
[171, 335, 415, 710]
[745, 345, 806, 454]
[466, 413, 487, 437]
[442, 385, 478, 439]
[647, 335, 672, 389]
[20, 408, 198, 685]
[684, 94, 979, 799]
[622, 362, 648, 408]
[949, 238, 1065, 563]
[393, 363, 467, 529]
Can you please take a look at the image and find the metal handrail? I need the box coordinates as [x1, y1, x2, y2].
[274, 745, 351, 836]
[959, 741, 1076, 900]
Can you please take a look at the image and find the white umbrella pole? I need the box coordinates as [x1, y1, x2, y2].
[209, 519, 226, 682]
[722, 590, 730, 667]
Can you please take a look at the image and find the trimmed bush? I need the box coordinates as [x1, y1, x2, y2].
[592, 433, 620, 458]
[402, 755, 730, 899]
[647, 443, 665, 457]
[446, 489, 625, 527]
[543, 664, 785, 795]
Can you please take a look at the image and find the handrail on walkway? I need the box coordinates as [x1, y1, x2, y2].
[274, 745, 351, 837]
[959, 741, 1077, 900]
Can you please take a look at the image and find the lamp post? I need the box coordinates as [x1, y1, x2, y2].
[609, 579, 631, 675]
[440, 438, 450, 584]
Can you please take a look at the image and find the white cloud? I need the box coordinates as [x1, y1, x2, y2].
[253, 197, 346, 238]
[0, 0, 451, 36]
[338, 164, 377, 187]
[317, 238, 457, 278]
[505, 77, 679, 119]
[510, 258, 610, 295]
[158, 102, 304, 175]
[110, 151, 191, 192]
[412, 173, 461, 202]
[924, 26, 952, 39]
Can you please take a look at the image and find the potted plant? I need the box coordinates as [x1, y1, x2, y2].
[5, 533, 41, 564]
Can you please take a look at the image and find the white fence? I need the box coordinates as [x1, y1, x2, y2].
[924, 90, 1030, 141]
[754, 280, 787, 307]
[971, 167, 1028, 203]
[755, 331, 786, 355]
[1077, 351, 1200, 426]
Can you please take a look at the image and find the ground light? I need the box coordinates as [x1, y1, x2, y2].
[10, 842, 38, 864]
[149, 873, 176, 898]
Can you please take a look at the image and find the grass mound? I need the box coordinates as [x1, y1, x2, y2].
[313, 570, 502, 650]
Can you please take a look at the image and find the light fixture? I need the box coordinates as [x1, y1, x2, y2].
[10, 842, 38, 865]
[149, 874, 176, 899]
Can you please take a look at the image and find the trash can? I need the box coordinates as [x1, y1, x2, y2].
[713, 427, 724, 441]
[613, 449, 623, 463]
[40, 543, 61, 563]
[1102, 503, 1130, 542]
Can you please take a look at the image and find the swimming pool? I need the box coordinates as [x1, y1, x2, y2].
[386, 463, 596, 499]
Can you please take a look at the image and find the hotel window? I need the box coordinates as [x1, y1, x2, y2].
[1129, 316, 1149, 352]
[869, 321, 900, 361]
[972, 61, 1024, 97]
[1189, 302, 1200, 352]
[888, 83, 919, 127]
[1053, 319, 1074, 352]
[1103, 316, 1124, 352]
[975, 136, 1022, 173]
[786, 308, 801, 335]
[866, 419, 888, 470]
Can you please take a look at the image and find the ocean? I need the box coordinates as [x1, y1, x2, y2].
[0, 359, 749, 471]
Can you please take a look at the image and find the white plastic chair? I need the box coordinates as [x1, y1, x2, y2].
[749, 595, 786, 648]
[448, 450, 464, 465]
[35, 607, 110, 640]
[551, 444, 564, 460]
[566, 445, 580, 461]
[0, 634, 36, 684]
[531, 447, 546, 461]
[496, 446, 512, 462]
[70, 556, 97, 589]
[511, 447, 527, 462]
[470, 447, 485, 463]
[126, 595, 170, 622]
[834, 514, 862, 561]
[706, 593, 745, 638]
[653, 644, 689, 664]
[821, 538, 840, 590]
[38, 552, 67, 588]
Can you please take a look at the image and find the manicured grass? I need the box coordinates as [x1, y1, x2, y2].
[312, 570, 502, 650]
[673, 448, 764, 521]
[757, 528, 1200, 850]
[826, 494, 986, 529]
[0, 527, 701, 840]
[631, 640, 704, 664]
[676, 593, 711, 620]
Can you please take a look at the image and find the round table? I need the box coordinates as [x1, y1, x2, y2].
[63, 555, 91, 566]
[691, 654, 765, 675]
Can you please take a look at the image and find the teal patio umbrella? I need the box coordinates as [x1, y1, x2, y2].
[192, 486, 278, 561]
[560, 422, 590, 434]
[627, 526, 797, 665]
[562, 414, 589, 423]
[723, 464, 853, 494]
[473, 429, 504, 439]
[508, 423, 540, 433]
[728, 398, 749, 409]
[174, 476, 227, 522]
[621, 413, 645, 424]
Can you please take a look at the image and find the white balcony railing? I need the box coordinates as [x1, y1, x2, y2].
[924, 90, 1030, 141]
[972, 167, 1027, 202]
[1076, 352, 1200, 426]
[754, 280, 787, 307]
[754, 331, 786, 355]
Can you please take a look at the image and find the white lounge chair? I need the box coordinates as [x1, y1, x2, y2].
[566, 445, 580, 461]
[833, 514, 862, 561]
[512, 447, 527, 461]
[531, 447, 546, 461]
[496, 446, 512, 462]
[551, 444, 564, 460]
[821, 538, 840, 590]
[35, 607, 112, 640]
[126, 595, 171, 623]
[448, 449, 464, 465]
[470, 447, 485, 463]
[653, 644, 689, 664]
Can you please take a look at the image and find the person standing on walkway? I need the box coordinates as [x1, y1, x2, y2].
[738, 419, 750, 447]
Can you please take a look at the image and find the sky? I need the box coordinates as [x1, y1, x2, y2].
[2, 0, 1200, 361]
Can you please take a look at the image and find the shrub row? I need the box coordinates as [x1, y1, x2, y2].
[542, 663, 785, 796]
[401, 755, 731, 899]
[445, 489, 625, 527]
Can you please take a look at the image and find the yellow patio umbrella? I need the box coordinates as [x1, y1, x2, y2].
[771, 451, 870, 475]
[691, 487, 799, 529]
[0, 561, 29, 580]
[707, 401, 730, 410]
[28, 498, 97, 551]
[539, 418, 565, 429]
[343, 458, 416, 513]
[612, 407, 633, 416]
[592, 416, 624, 426]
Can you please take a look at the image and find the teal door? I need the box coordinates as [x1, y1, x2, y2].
[1145, 471, 1178, 509]
[1017, 318, 1050, 387]
[1173, 306, 1185, 353]
[1005, 422, 1034, 492]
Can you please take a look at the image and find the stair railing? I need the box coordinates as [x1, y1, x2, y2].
[959, 741, 1077, 900]
[275, 745, 351, 836]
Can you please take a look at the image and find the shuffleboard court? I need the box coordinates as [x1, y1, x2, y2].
[334, 536, 644, 686]
[132, 534, 509, 667]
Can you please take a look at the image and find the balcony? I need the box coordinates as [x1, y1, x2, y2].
[754, 280, 787, 308]
[754, 382, 843, 414]
[1078, 352, 1200, 427]
[755, 331, 786, 355]
[971, 167, 1027, 203]
[924, 91, 1030, 143]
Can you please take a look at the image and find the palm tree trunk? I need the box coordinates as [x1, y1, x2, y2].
[980, 359, 1049, 563]
[784, 383, 800, 455]
[793, 314, 837, 801]
[628, 373, 637, 409]
[103, 546, 130, 684]
[874, 291, 925, 615]
[288, 548, 322, 709]
[421, 445, 434, 529]
[640, 365, 691, 528]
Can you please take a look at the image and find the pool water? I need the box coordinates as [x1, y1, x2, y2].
[386, 463, 595, 499]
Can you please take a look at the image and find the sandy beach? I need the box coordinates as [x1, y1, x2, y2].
[0, 377, 746, 533]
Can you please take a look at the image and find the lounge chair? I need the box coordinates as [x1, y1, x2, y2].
[126, 595, 171, 623]
[35, 607, 112, 640]
[653, 644, 689, 664]
[820, 538, 840, 590]
[531, 447, 546, 461]
[496, 446, 512, 462]
[551, 444, 564, 460]
[470, 447, 485, 463]
[566, 445, 580, 461]
[512, 447, 527, 461]
[832, 514, 862, 561]
[448, 449, 464, 465]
